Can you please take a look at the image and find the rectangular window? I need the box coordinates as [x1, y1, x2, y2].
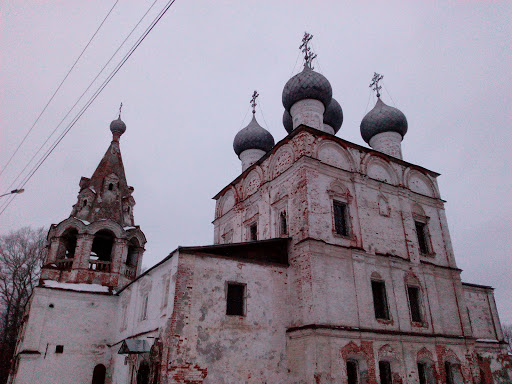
[226, 283, 245, 316]
[279, 211, 288, 236]
[250, 223, 258, 241]
[140, 295, 148, 321]
[371, 280, 390, 320]
[418, 362, 426, 384]
[347, 360, 359, 384]
[379, 361, 392, 384]
[333, 200, 349, 236]
[415, 221, 429, 254]
[408, 286, 422, 322]
[55, 345, 64, 354]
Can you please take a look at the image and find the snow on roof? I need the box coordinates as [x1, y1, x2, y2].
[124, 226, 136, 230]
[476, 339, 499, 343]
[42, 280, 109, 293]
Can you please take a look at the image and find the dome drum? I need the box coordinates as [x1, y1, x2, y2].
[289, 99, 325, 132]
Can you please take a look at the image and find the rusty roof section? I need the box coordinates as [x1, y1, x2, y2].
[179, 237, 290, 266]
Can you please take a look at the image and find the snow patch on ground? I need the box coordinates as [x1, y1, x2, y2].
[42, 280, 109, 293]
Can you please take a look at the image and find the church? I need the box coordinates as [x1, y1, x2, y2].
[9, 35, 511, 384]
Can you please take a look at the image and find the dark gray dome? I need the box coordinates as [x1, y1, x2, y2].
[323, 98, 343, 133]
[360, 98, 408, 143]
[110, 118, 126, 136]
[282, 66, 332, 112]
[283, 110, 293, 133]
[233, 116, 275, 157]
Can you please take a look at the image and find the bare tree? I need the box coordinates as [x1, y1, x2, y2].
[503, 324, 512, 353]
[0, 227, 46, 384]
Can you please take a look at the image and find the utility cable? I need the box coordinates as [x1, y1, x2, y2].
[0, 0, 120, 178]
[0, 0, 178, 216]
[0, 0, 161, 199]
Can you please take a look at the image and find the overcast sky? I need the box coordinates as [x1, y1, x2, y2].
[0, 1, 510, 324]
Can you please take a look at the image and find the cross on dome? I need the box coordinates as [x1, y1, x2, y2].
[250, 90, 259, 115]
[300, 32, 317, 69]
[370, 72, 384, 98]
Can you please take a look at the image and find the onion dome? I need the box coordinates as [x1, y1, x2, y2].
[323, 98, 343, 133]
[360, 98, 408, 143]
[282, 66, 332, 112]
[110, 118, 126, 137]
[283, 110, 293, 133]
[233, 115, 275, 157]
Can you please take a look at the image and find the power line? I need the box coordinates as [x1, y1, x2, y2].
[0, 0, 120, 178]
[0, 0, 161, 197]
[0, 0, 178, 217]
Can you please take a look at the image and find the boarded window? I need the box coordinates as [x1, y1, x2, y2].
[140, 295, 149, 321]
[250, 223, 257, 241]
[280, 211, 288, 236]
[347, 360, 359, 384]
[371, 280, 390, 320]
[226, 283, 245, 316]
[379, 361, 392, 384]
[415, 221, 429, 254]
[408, 286, 422, 322]
[333, 200, 349, 236]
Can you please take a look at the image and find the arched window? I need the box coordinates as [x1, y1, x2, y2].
[126, 238, 139, 267]
[90, 230, 114, 272]
[59, 228, 78, 260]
[91, 364, 106, 384]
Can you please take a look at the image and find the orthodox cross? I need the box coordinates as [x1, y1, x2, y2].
[118, 102, 123, 119]
[250, 90, 259, 115]
[369, 72, 383, 98]
[300, 32, 317, 69]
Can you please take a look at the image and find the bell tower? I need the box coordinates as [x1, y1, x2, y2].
[40, 113, 146, 289]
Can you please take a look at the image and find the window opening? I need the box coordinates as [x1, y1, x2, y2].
[108, 183, 114, 191]
[347, 360, 359, 384]
[445, 362, 454, 384]
[415, 221, 429, 254]
[333, 200, 349, 236]
[83, 199, 88, 207]
[60, 229, 78, 260]
[250, 223, 257, 241]
[226, 283, 245, 316]
[408, 285, 422, 322]
[371, 280, 390, 320]
[90, 230, 114, 272]
[55, 345, 64, 354]
[140, 295, 149, 321]
[92, 364, 106, 384]
[379, 361, 392, 384]
[418, 362, 426, 384]
[126, 238, 139, 267]
[279, 211, 288, 236]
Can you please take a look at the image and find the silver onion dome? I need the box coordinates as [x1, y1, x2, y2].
[282, 66, 332, 112]
[233, 116, 275, 157]
[360, 98, 408, 143]
[110, 118, 126, 136]
[323, 98, 343, 133]
[283, 110, 293, 133]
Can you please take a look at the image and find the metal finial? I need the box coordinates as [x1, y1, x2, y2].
[250, 90, 259, 115]
[299, 32, 317, 69]
[369, 72, 384, 98]
[118, 102, 123, 119]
